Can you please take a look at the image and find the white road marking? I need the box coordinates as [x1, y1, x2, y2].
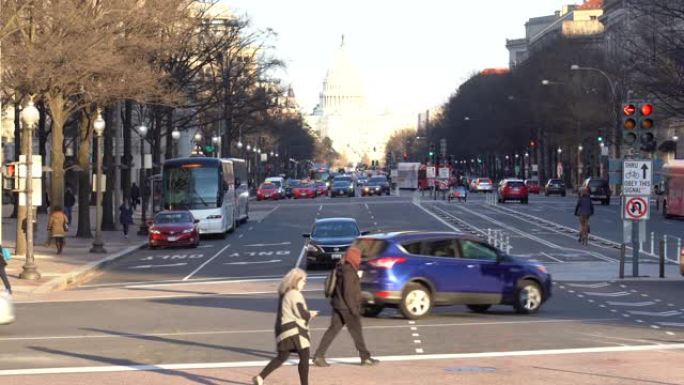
[636, 320, 644, 323]
[3, 343, 684, 376]
[129, 263, 187, 270]
[606, 301, 656, 307]
[197, 245, 214, 248]
[224, 260, 282, 265]
[410, 327, 418, 331]
[540, 252, 565, 263]
[238, 234, 244, 238]
[651, 325, 661, 329]
[628, 310, 682, 317]
[567, 282, 610, 289]
[182, 244, 231, 281]
[248, 227, 254, 231]
[295, 245, 306, 268]
[408, 321, 416, 324]
[584, 291, 631, 297]
[245, 242, 292, 247]
[412, 333, 420, 337]
[658, 323, 684, 328]
[319, 205, 322, 211]
[415, 348, 424, 354]
[666, 331, 676, 336]
[413, 340, 422, 344]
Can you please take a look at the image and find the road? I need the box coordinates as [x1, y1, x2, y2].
[1, 191, 684, 384]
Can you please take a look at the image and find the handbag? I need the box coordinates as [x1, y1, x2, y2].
[0, 291, 15, 325]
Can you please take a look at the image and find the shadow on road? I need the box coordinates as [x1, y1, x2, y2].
[29, 346, 250, 385]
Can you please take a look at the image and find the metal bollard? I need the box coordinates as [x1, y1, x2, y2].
[619, 244, 626, 279]
[506, 235, 511, 254]
[677, 238, 682, 263]
[664, 235, 669, 260]
[487, 228, 492, 245]
[659, 239, 665, 278]
[650, 232, 655, 255]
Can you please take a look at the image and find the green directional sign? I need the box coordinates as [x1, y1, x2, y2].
[203, 145, 215, 153]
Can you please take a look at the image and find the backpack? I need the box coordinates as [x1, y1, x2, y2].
[1, 247, 11, 262]
[324, 263, 341, 298]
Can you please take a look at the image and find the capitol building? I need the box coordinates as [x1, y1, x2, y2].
[306, 37, 413, 165]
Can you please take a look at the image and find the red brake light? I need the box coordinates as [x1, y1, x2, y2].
[368, 257, 406, 269]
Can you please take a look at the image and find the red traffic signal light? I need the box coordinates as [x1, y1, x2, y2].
[6, 163, 15, 177]
[623, 104, 636, 116]
[529, 140, 536, 147]
[640, 103, 653, 116]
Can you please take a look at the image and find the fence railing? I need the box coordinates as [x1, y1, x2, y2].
[487, 228, 511, 254]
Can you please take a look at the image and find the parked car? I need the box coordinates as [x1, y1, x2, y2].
[498, 179, 529, 204]
[470, 178, 494, 193]
[149, 211, 200, 248]
[256, 183, 281, 201]
[357, 231, 552, 319]
[293, 183, 317, 199]
[524, 179, 541, 194]
[302, 218, 366, 269]
[544, 179, 566, 197]
[580, 177, 611, 205]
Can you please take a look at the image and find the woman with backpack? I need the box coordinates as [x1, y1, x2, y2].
[254, 268, 317, 385]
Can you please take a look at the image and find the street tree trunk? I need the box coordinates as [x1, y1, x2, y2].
[76, 110, 92, 238]
[45, 94, 66, 212]
[122, 100, 132, 203]
[11, 103, 20, 219]
[101, 107, 116, 230]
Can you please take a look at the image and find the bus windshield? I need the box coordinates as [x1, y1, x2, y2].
[164, 166, 220, 209]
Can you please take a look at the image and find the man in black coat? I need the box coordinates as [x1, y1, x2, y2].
[312, 247, 379, 367]
[575, 188, 594, 245]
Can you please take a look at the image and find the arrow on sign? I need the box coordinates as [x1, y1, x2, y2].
[129, 263, 188, 269]
[641, 164, 649, 179]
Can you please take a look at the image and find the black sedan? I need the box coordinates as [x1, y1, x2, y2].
[329, 180, 355, 197]
[302, 218, 367, 269]
[544, 178, 566, 197]
[362, 176, 390, 196]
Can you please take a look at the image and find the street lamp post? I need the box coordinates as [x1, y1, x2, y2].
[171, 129, 181, 158]
[577, 145, 584, 188]
[137, 125, 149, 235]
[19, 100, 40, 280]
[194, 132, 202, 155]
[212, 135, 221, 158]
[90, 110, 107, 253]
[673, 136, 680, 160]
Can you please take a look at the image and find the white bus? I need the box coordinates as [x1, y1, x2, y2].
[162, 157, 248, 236]
[226, 157, 249, 224]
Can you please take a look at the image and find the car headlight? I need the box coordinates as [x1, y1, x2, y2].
[306, 244, 320, 253]
[182, 229, 193, 234]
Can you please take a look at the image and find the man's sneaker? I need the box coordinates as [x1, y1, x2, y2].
[312, 357, 330, 367]
[361, 357, 380, 366]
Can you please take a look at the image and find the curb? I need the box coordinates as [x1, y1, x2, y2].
[33, 242, 147, 294]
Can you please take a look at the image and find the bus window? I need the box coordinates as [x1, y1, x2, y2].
[163, 166, 220, 210]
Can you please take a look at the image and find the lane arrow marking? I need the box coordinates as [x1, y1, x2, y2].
[224, 259, 282, 265]
[129, 263, 188, 270]
[245, 242, 292, 247]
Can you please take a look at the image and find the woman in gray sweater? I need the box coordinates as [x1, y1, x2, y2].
[254, 268, 318, 385]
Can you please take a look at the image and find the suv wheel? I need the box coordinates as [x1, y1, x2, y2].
[513, 279, 543, 314]
[400, 283, 432, 320]
[361, 305, 383, 318]
[466, 304, 491, 313]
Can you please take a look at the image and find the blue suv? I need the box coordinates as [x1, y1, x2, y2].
[356, 231, 552, 319]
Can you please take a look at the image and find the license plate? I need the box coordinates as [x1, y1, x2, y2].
[332, 253, 343, 260]
[265, 194, 270, 198]
[167, 236, 177, 242]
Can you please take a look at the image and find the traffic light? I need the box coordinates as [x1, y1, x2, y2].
[3, 162, 15, 190]
[597, 136, 604, 144]
[638, 103, 656, 152]
[529, 140, 536, 148]
[622, 103, 637, 147]
[403, 152, 408, 161]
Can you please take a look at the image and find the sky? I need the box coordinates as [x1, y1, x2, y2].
[220, 0, 576, 116]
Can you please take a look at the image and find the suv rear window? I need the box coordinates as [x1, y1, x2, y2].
[588, 180, 605, 187]
[548, 179, 562, 185]
[352, 239, 388, 260]
[507, 181, 525, 188]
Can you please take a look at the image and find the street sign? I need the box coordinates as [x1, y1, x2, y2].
[622, 160, 652, 196]
[426, 166, 436, 179]
[438, 167, 449, 179]
[622, 196, 650, 220]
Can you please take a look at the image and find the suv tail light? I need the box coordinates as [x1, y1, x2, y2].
[368, 257, 406, 269]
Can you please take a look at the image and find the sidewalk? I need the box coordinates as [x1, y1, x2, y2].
[2, 204, 147, 300]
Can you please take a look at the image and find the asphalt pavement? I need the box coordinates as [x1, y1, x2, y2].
[1, 190, 684, 384]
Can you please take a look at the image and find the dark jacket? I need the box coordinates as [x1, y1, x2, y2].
[119, 205, 134, 225]
[331, 263, 362, 315]
[64, 191, 76, 208]
[575, 195, 594, 217]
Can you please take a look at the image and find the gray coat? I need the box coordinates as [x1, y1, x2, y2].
[575, 195, 594, 217]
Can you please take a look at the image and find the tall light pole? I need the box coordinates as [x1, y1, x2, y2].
[90, 110, 107, 253]
[577, 144, 584, 188]
[673, 136, 679, 160]
[212, 135, 221, 158]
[171, 128, 181, 158]
[19, 100, 40, 280]
[137, 124, 148, 235]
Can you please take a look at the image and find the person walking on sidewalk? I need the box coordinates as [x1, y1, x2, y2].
[130, 183, 141, 210]
[254, 268, 317, 385]
[575, 187, 594, 246]
[0, 246, 11, 294]
[119, 202, 134, 240]
[47, 206, 69, 255]
[313, 247, 379, 367]
[64, 187, 76, 224]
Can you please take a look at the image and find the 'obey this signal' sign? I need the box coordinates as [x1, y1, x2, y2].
[622, 196, 650, 221]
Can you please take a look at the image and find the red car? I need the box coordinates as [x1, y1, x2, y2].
[315, 182, 328, 196]
[293, 183, 316, 199]
[525, 179, 541, 194]
[149, 211, 200, 248]
[257, 183, 281, 201]
[498, 179, 529, 204]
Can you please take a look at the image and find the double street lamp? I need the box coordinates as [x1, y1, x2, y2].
[19, 100, 40, 280]
[90, 111, 107, 253]
[171, 128, 181, 158]
[137, 124, 149, 235]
